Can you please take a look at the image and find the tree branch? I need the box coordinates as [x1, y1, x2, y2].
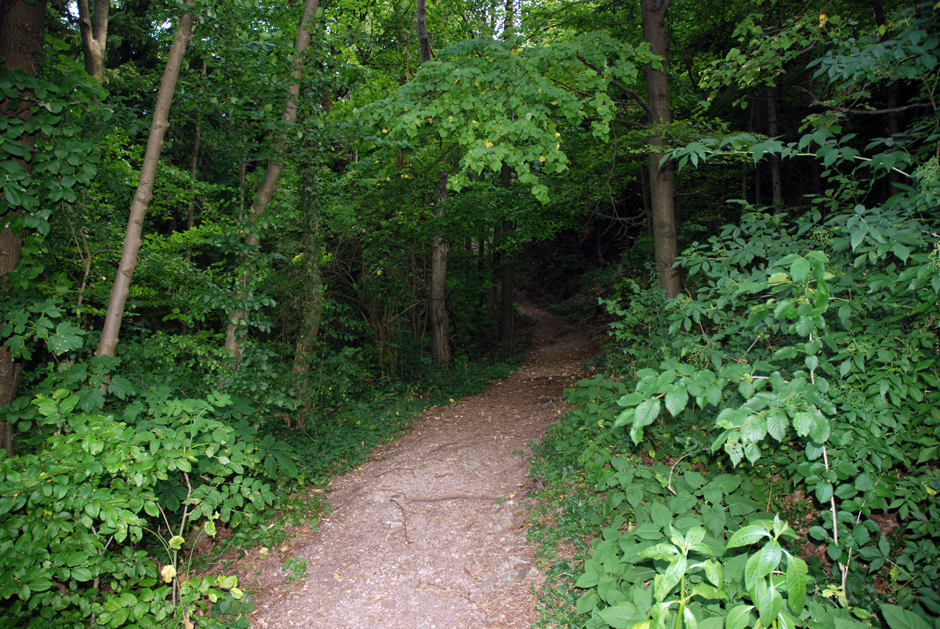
[576, 54, 654, 119]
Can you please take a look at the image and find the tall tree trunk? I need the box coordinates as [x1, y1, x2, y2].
[641, 0, 681, 298]
[185, 61, 205, 262]
[871, 0, 900, 195]
[291, 165, 324, 397]
[415, 0, 432, 64]
[502, 0, 513, 39]
[767, 85, 783, 208]
[430, 172, 451, 367]
[1, 0, 47, 454]
[416, 0, 451, 366]
[76, 0, 108, 87]
[499, 219, 514, 351]
[639, 161, 653, 264]
[489, 223, 500, 344]
[96, 2, 195, 366]
[498, 163, 514, 352]
[225, 0, 320, 358]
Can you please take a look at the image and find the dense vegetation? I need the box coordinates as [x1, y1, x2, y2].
[0, 0, 937, 627]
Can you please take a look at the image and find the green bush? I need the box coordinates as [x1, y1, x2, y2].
[0, 391, 274, 628]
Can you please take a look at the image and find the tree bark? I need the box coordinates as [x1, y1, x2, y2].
[430, 172, 451, 367]
[76, 0, 109, 87]
[498, 163, 514, 352]
[225, 0, 320, 358]
[489, 223, 500, 344]
[291, 166, 324, 394]
[767, 85, 783, 208]
[641, 0, 681, 298]
[499, 218, 514, 351]
[1, 0, 47, 455]
[416, 0, 451, 367]
[871, 0, 900, 195]
[185, 60, 205, 263]
[415, 0, 432, 64]
[502, 0, 513, 39]
[96, 2, 196, 365]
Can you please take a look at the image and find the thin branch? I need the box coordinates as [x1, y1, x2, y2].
[580, 115, 645, 128]
[547, 76, 594, 99]
[417, 142, 458, 178]
[576, 54, 654, 119]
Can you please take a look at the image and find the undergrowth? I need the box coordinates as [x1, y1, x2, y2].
[526, 204, 940, 629]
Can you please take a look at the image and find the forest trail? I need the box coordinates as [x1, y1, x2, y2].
[248, 301, 594, 628]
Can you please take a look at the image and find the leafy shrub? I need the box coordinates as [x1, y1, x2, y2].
[0, 391, 275, 628]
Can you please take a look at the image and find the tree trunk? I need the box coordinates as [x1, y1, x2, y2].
[1, 0, 47, 454]
[871, 0, 900, 195]
[498, 163, 513, 352]
[185, 61, 205, 263]
[415, 0, 432, 64]
[767, 85, 783, 208]
[502, 0, 513, 39]
[291, 166, 324, 395]
[499, 219, 514, 352]
[96, 2, 195, 366]
[489, 223, 500, 344]
[641, 0, 681, 299]
[416, 0, 450, 366]
[225, 0, 320, 358]
[76, 0, 109, 87]
[430, 172, 451, 367]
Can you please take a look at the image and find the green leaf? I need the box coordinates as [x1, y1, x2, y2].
[635, 399, 661, 427]
[855, 473, 876, 492]
[669, 492, 696, 515]
[785, 554, 808, 614]
[808, 526, 829, 541]
[701, 559, 723, 587]
[665, 387, 689, 417]
[727, 605, 754, 629]
[654, 571, 682, 603]
[878, 535, 890, 556]
[755, 542, 782, 582]
[615, 408, 636, 428]
[684, 471, 705, 489]
[852, 525, 870, 547]
[726, 525, 770, 549]
[755, 579, 783, 628]
[767, 411, 787, 441]
[792, 412, 813, 437]
[650, 501, 672, 528]
[881, 604, 932, 629]
[790, 258, 810, 283]
[642, 542, 679, 562]
[576, 590, 601, 615]
[576, 569, 599, 588]
[598, 603, 641, 628]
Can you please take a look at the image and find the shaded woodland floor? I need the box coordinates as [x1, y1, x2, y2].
[244, 301, 594, 628]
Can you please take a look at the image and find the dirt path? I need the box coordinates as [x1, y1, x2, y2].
[248, 302, 594, 628]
